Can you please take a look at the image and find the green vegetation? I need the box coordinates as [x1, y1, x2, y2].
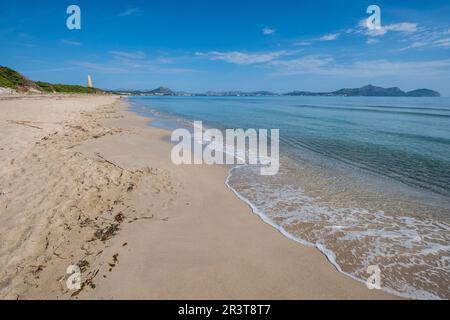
[0, 66, 30, 89]
[35, 82, 100, 94]
[0, 65, 103, 94]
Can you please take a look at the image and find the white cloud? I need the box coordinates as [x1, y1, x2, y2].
[350, 59, 450, 77]
[197, 51, 289, 65]
[319, 33, 340, 41]
[360, 20, 418, 37]
[72, 51, 196, 75]
[14, 33, 38, 47]
[386, 23, 418, 33]
[61, 39, 81, 46]
[71, 61, 127, 73]
[434, 38, 450, 47]
[398, 27, 450, 50]
[118, 8, 142, 17]
[109, 51, 147, 59]
[262, 27, 276, 35]
[18, 33, 37, 40]
[295, 41, 312, 46]
[269, 55, 334, 75]
[366, 38, 379, 44]
[197, 46, 450, 78]
[24, 67, 79, 74]
[269, 56, 450, 77]
[71, 59, 195, 75]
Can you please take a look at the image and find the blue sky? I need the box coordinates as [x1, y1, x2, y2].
[1, 0, 450, 95]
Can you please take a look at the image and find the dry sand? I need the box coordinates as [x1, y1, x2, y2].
[0, 95, 395, 299]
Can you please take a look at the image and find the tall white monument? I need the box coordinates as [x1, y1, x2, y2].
[87, 75, 93, 88]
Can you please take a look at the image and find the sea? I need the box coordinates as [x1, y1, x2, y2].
[128, 95, 450, 299]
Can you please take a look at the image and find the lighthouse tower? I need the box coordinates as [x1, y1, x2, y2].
[87, 75, 93, 88]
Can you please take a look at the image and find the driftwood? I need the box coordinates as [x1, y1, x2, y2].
[8, 120, 43, 130]
[94, 152, 131, 173]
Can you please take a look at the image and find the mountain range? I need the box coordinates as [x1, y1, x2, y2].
[285, 85, 440, 97]
[114, 85, 440, 97]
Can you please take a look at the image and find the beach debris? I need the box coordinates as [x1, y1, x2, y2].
[79, 217, 92, 228]
[127, 183, 135, 192]
[106, 254, 121, 273]
[70, 268, 99, 297]
[45, 235, 50, 250]
[30, 265, 45, 278]
[94, 152, 130, 173]
[72, 125, 88, 132]
[94, 224, 119, 242]
[66, 144, 80, 149]
[114, 212, 125, 223]
[77, 259, 90, 273]
[128, 217, 139, 224]
[8, 120, 43, 130]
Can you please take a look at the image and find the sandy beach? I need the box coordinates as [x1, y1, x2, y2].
[0, 95, 394, 300]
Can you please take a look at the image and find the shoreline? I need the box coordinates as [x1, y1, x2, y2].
[129, 96, 449, 300]
[131, 98, 417, 300]
[0, 95, 395, 299]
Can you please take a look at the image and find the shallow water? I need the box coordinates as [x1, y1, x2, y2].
[129, 96, 450, 299]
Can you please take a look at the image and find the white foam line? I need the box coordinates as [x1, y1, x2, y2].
[224, 165, 442, 300]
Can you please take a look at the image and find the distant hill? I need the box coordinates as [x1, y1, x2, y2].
[285, 85, 440, 97]
[0, 66, 104, 94]
[405, 89, 441, 97]
[115, 85, 440, 98]
[148, 86, 177, 96]
[114, 86, 180, 96]
[202, 90, 278, 97]
[115, 88, 279, 97]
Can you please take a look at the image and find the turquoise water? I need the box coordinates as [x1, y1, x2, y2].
[130, 96, 450, 197]
[129, 96, 450, 299]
